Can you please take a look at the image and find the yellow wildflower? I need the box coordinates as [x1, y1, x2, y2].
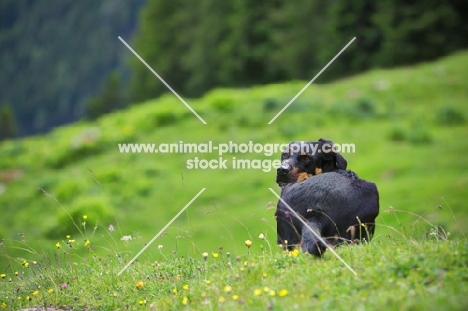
[136, 281, 144, 290]
[288, 249, 299, 257]
[278, 289, 288, 297]
[253, 289, 262, 296]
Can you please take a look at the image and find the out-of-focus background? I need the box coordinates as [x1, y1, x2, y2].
[1, 0, 467, 265]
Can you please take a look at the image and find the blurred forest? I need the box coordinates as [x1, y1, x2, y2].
[0, 0, 143, 137]
[1, 0, 467, 138]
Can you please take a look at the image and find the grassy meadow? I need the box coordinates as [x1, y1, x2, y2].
[0, 51, 468, 310]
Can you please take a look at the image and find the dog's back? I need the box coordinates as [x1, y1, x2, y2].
[276, 170, 379, 255]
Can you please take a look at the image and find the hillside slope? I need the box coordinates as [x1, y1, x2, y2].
[1, 51, 467, 267]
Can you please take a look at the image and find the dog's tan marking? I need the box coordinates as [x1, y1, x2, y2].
[314, 167, 323, 175]
[300, 151, 306, 155]
[296, 172, 312, 182]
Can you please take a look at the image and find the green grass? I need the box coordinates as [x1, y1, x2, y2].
[1, 230, 467, 310]
[1, 50, 468, 309]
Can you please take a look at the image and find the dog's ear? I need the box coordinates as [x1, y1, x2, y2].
[318, 138, 347, 170]
[318, 138, 334, 161]
[335, 153, 347, 169]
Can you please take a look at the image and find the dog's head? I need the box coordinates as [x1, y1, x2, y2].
[276, 138, 347, 186]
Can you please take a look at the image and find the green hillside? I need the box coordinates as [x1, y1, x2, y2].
[1, 50, 467, 271]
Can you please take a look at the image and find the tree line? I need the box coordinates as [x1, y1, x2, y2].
[130, 0, 468, 104]
[1, 0, 467, 139]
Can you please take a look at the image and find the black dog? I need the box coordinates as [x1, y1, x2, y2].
[276, 138, 348, 186]
[275, 139, 379, 256]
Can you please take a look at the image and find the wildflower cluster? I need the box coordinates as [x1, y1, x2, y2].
[66, 234, 76, 246]
[55, 233, 89, 250]
[288, 249, 299, 257]
[0, 227, 296, 309]
[253, 287, 288, 297]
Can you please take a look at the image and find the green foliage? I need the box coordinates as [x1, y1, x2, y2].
[387, 123, 434, 144]
[436, 106, 465, 126]
[45, 127, 104, 169]
[408, 125, 433, 144]
[262, 98, 281, 112]
[46, 196, 114, 238]
[355, 98, 377, 119]
[387, 126, 407, 142]
[210, 96, 235, 113]
[327, 97, 379, 122]
[53, 180, 86, 202]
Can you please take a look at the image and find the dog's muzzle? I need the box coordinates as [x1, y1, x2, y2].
[276, 160, 291, 185]
[277, 160, 291, 174]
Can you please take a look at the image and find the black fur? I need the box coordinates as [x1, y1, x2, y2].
[275, 170, 379, 256]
